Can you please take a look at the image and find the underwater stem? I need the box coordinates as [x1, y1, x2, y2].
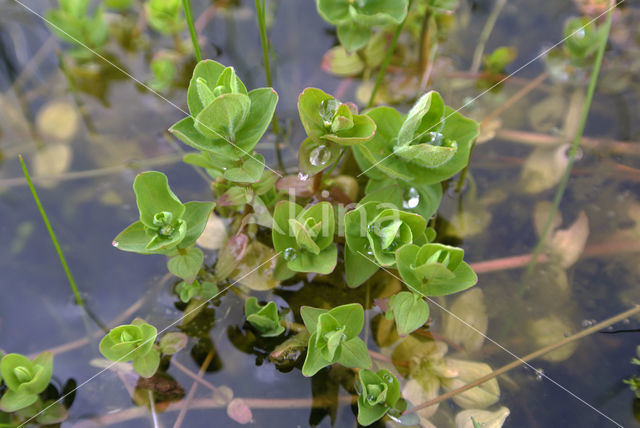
[367, 0, 414, 109]
[173, 349, 216, 428]
[255, 0, 282, 137]
[182, 0, 202, 62]
[469, 0, 507, 74]
[524, 4, 614, 279]
[19, 155, 83, 306]
[408, 305, 640, 413]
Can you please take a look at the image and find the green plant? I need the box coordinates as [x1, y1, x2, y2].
[356, 368, 403, 426]
[169, 60, 278, 180]
[300, 304, 371, 376]
[145, 0, 184, 35]
[99, 319, 160, 378]
[344, 201, 427, 287]
[272, 201, 337, 274]
[0, 353, 52, 412]
[175, 279, 218, 303]
[396, 243, 477, 297]
[46, 0, 108, 58]
[244, 297, 285, 337]
[149, 56, 177, 92]
[563, 17, 607, 64]
[298, 88, 376, 175]
[315, 0, 409, 51]
[112, 171, 214, 282]
[385, 291, 430, 336]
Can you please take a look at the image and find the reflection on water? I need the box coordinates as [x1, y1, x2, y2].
[1, 0, 640, 426]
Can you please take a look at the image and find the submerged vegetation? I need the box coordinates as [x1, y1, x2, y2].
[1, 0, 640, 426]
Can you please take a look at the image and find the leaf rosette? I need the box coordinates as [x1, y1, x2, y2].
[300, 304, 371, 376]
[344, 201, 427, 287]
[112, 171, 214, 255]
[356, 369, 402, 426]
[353, 91, 479, 185]
[396, 243, 477, 297]
[0, 352, 53, 412]
[245, 297, 285, 338]
[298, 88, 376, 175]
[272, 201, 337, 274]
[170, 60, 278, 162]
[315, 0, 409, 51]
[99, 319, 160, 378]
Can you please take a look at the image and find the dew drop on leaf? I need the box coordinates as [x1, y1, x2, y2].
[402, 187, 420, 209]
[425, 131, 444, 145]
[283, 248, 297, 261]
[309, 145, 332, 167]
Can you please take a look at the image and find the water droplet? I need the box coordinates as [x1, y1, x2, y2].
[535, 368, 544, 381]
[575, 28, 586, 39]
[298, 172, 309, 181]
[283, 248, 297, 261]
[112, 240, 119, 248]
[383, 374, 393, 383]
[581, 319, 597, 328]
[309, 145, 331, 167]
[402, 187, 420, 209]
[321, 190, 330, 198]
[425, 132, 444, 145]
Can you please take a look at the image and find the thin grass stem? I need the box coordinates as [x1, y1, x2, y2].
[183, 0, 202, 62]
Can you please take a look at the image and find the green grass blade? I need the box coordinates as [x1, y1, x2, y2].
[183, 0, 202, 62]
[19, 155, 84, 306]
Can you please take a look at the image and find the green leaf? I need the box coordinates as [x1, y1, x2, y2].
[344, 244, 379, 288]
[357, 0, 408, 25]
[356, 369, 402, 426]
[133, 172, 185, 229]
[397, 91, 446, 146]
[35, 400, 68, 424]
[337, 338, 371, 369]
[113, 221, 168, 254]
[388, 292, 430, 335]
[337, 21, 372, 52]
[300, 306, 328, 335]
[324, 114, 377, 146]
[169, 117, 241, 160]
[0, 389, 38, 413]
[329, 303, 364, 339]
[179, 201, 215, 248]
[364, 178, 442, 220]
[99, 321, 158, 364]
[194, 93, 251, 140]
[315, 0, 350, 23]
[167, 247, 204, 283]
[298, 138, 341, 176]
[302, 336, 332, 377]
[223, 154, 265, 183]
[132, 349, 160, 378]
[244, 298, 285, 337]
[287, 245, 337, 274]
[188, 61, 247, 116]
[234, 88, 279, 152]
[0, 352, 52, 397]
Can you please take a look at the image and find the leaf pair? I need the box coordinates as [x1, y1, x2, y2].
[0, 352, 53, 413]
[298, 88, 376, 175]
[99, 319, 160, 378]
[344, 201, 427, 287]
[244, 298, 285, 338]
[113, 171, 214, 259]
[46, 0, 108, 57]
[272, 201, 337, 274]
[396, 243, 477, 297]
[300, 304, 371, 377]
[357, 369, 402, 426]
[315, 0, 409, 51]
[353, 91, 479, 185]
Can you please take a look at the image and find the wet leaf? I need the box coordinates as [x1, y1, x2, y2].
[455, 407, 510, 428]
[528, 316, 578, 362]
[520, 145, 570, 194]
[196, 213, 227, 250]
[443, 288, 488, 353]
[227, 398, 252, 424]
[402, 378, 440, 420]
[230, 241, 279, 290]
[36, 101, 79, 141]
[441, 359, 499, 409]
[33, 144, 72, 187]
[549, 211, 589, 268]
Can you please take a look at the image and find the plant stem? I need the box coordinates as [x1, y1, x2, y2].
[408, 305, 640, 413]
[19, 155, 84, 306]
[367, 0, 413, 109]
[182, 0, 202, 62]
[325, 147, 347, 177]
[469, 0, 507, 74]
[524, 5, 614, 279]
[173, 349, 215, 428]
[255, 0, 282, 134]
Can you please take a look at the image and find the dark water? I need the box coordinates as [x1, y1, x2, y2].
[1, 0, 640, 427]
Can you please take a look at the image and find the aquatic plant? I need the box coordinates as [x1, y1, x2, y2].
[356, 368, 403, 425]
[46, 0, 108, 58]
[99, 319, 160, 378]
[244, 298, 286, 337]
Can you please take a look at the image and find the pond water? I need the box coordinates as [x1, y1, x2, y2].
[1, 0, 640, 427]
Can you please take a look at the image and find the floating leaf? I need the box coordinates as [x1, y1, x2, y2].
[441, 359, 499, 409]
[455, 407, 510, 428]
[528, 316, 578, 362]
[520, 145, 570, 194]
[227, 398, 252, 424]
[443, 288, 488, 353]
